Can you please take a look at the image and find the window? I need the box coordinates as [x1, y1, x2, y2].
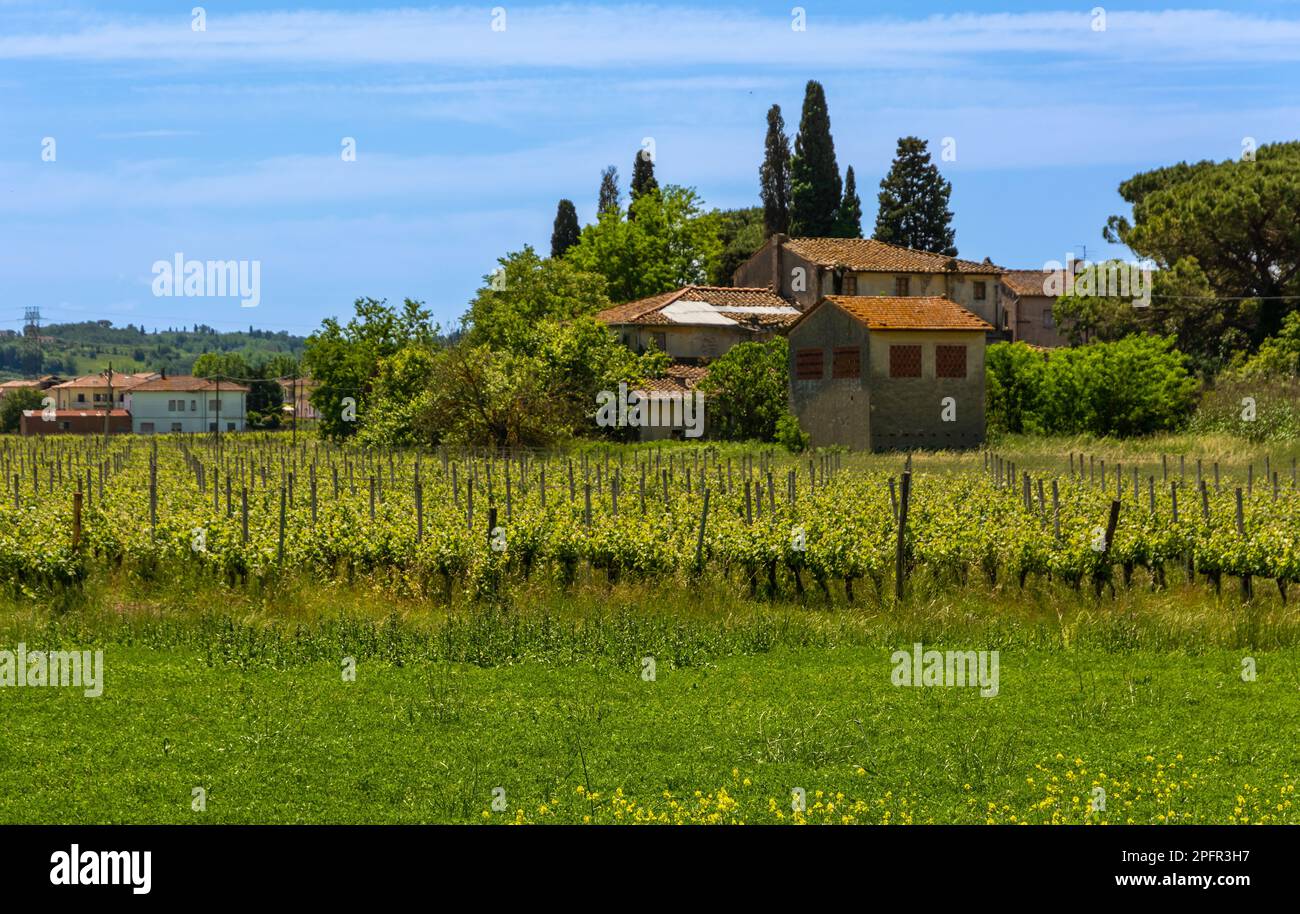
[209, 422, 217, 432]
[832, 347, 861, 379]
[794, 348, 824, 380]
[77, 393, 86, 403]
[170, 422, 183, 432]
[140, 422, 155, 434]
[889, 345, 922, 378]
[191, 400, 197, 412]
[842, 274, 857, 295]
[209, 399, 221, 412]
[974, 281, 987, 301]
[651, 332, 667, 352]
[227, 422, 236, 432]
[1043, 308, 1055, 328]
[168, 399, 177, 411]
[894, 276, 910, 297]
[936, 345, 967, 378]
[60, 421, 70, 430]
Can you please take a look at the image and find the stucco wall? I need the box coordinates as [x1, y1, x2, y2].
[1008, 293, 1070, 348]
[127, 390, 247, 434]
[56, 385, 130, 409]
[733, 238, 1005, 329]
[786, 302, 871, 450]
[866, 329, 986, 451]
[850, 271, 1001, 328]
[787, 303, 986, 452]
[616, 324, 753, 360]
[732, 237, 823, 310]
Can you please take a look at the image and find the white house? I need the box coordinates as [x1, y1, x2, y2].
[124, 376, 250, 434]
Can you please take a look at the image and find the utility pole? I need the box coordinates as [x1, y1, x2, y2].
[215, 374, 221, 455]
[22, 307, 41, 374]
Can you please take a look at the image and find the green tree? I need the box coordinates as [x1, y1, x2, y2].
[1103, 142, 1300, 343]
[413, 344, 568, 448]
[1054, 257, 1238, 374]
[874, 136, 956, 255]
[1231, 311, 1300, 380]
[985, 342, 1047, 434]
[703, 207, 766, 286]
[466, 246, 611, 353]
[697, 338, 792, 441]
[1040, 336, 1196, 437]
[985, 337, 1196, 437]
[598, 165, 621, 216]
[192, 351, 251, 383]
[0, 387, 44, 433]
[788, 81, 842, 237]
[355, 345, 439, 447]
[836, 165, 863, 238]
[192, 351, 284, 426]
[302, 297, 437, 439]
[629, 149, 659, 218]
[760, 103, 791, 237]
[566, 186, 720, 302]
[550, 199, 581, 258]
[536, 316, 666, 438]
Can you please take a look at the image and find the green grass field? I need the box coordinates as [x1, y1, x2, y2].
[3, 571, 1298, 825]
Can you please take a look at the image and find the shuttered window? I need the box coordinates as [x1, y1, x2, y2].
[936, 345, 967, 378]
[794, 348, 824, 380]
[889, 345, 922, 378]
[832, 347, 861, 379]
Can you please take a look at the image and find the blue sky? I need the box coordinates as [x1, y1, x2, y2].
[2, 1, 1298, 336]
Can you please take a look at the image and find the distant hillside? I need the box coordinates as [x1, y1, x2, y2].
[0, 321, 307, 380]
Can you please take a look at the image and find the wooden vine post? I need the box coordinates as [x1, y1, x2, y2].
[895, 471, 911, 602]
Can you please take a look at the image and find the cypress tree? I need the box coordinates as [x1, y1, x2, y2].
[629, 149, 659, 219]
[836, 166, 863, 238]
[874, 136, 957, 255]
[597, 166, 620, 216]
[550, 199, 580, 258]
[788, 80, 842, 237]
[759, 104, 791, 237]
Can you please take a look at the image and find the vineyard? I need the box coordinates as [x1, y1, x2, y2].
[2, 434, 1298, 605]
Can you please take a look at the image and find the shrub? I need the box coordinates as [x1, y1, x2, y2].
[775, 412, 810, 453]
[986, 335, 1196, 437]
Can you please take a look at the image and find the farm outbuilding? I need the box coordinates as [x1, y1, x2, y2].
[20, 408, 132, 436]
[787, 295, 991, 451]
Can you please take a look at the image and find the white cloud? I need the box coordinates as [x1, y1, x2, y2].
[1, 7, 1298, 68]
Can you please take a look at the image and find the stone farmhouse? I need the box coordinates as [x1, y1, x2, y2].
[786, 295, 992, 451]
[594, 285, 798, 440]
[1000, 269, 1073, 348]
[733, 235, 1007, 338]
[595, 285, 800, 362]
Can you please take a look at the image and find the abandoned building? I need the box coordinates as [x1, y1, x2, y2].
[786, 295, 991, 451]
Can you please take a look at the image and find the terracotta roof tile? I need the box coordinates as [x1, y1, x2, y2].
[596, 285, 794, 326]
[1001, 269, 1068, 297]
[130, 376, 251, 393]
[716, 310, 800, 330]
[794, 295, 993, 332]
[52, 372, 156, 390]
[784, 237, 1002, 275]
[23, 409, 131, 418]
[642, 362, 709, 393]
